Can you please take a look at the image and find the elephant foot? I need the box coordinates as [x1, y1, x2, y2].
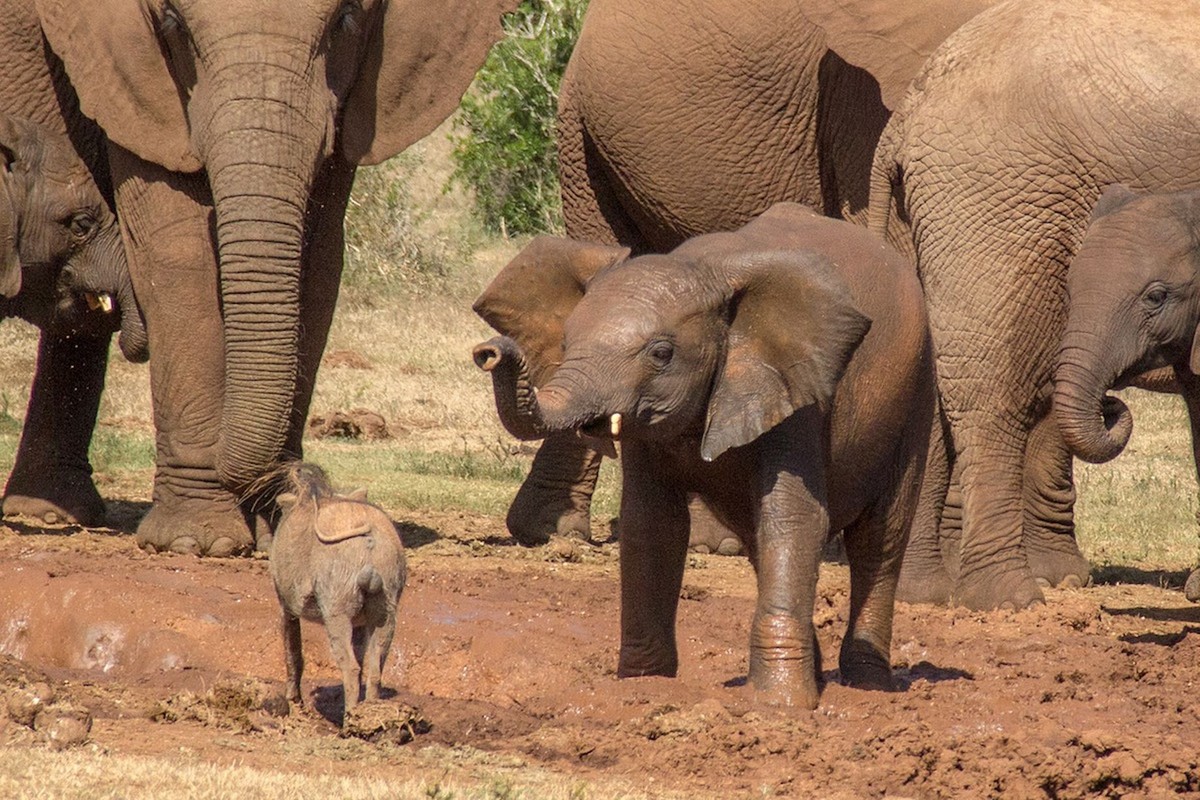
[505, 481, 592, 546]
[748, 616, 823, 710]
[686, 496, 743, 556]
[136, 495, 254, 557]
[1025, 539, 1091, 590]
[896, 560, 953, 606]
[3, 468, 105, 527]
[953, 570, 1045, 611]
[838, 637, 894, 691]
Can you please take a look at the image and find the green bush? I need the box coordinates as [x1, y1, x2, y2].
[449, 0, 588, 237]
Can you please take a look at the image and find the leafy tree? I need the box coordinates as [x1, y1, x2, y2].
[450, 0, 588, 236]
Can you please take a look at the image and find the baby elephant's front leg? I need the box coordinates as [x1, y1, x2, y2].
[750, 443, 829, 710]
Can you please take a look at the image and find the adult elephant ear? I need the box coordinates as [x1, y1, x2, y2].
[341, 0, 521, 165]
[800, 0, 996, 109]
[473, 237, 629, 385]
[700, 252, 871, 462]
[35, 0, 200, 172]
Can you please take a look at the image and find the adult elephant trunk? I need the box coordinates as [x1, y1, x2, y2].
[202, 68, 328, 491]
[473, 336, 552, 440]
[1054, 329, 1135, 464]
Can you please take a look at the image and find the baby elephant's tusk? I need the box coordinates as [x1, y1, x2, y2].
[610, 413, 622, 438]
[98, 293, 114, 314]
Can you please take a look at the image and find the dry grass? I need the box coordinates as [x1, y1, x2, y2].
[0, 744, 687, 800]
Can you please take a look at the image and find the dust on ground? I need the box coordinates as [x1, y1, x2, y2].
[1, 506, 1198, 799]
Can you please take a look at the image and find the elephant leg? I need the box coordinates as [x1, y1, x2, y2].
[109, 145, 254, 557]
[747, 416, 829, 710]
[616, 441, 689, 680]
[897, 406, 953, 605]
[506, 433, 602, 545]
[3, 331, 109, 526]
[950, 422, 1044, 610]
[1022, 406, 1089, 589]
[687, 494, 743, 555]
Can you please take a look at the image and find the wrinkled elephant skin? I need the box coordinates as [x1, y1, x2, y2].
[509, 0, 1022, 564]
[870, 0, 1200, 608]
[0, 0, 519, 553]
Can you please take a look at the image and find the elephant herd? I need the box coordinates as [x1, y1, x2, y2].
[0, 0, 1198, 711]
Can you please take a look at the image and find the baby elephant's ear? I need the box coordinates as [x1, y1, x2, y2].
[473, 237, 629, 385]
[701, 251, 871, 461]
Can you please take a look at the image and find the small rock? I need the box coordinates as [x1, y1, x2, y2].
[34, 703, 92, 750]
[6, 682, 56, 727]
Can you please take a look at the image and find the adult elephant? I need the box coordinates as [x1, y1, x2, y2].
[868, 0, 1200, 609]
[1, 0, 518, 555]
[504, 0, 996, 547]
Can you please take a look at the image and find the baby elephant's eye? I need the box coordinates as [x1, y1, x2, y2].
[1143, 284, 1170, 311]
[647, 340, 674, 368]
[67, 213, 96, 240]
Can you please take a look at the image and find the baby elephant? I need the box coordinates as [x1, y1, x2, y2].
[0, 112, 146, 362]
[474, 202, 934, 709]
[269, 464, 406, 716]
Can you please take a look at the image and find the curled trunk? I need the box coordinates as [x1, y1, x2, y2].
[473, 336, 550, 440]
[1054, 338, 1135, 464]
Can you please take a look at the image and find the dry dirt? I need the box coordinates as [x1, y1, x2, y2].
[2, 506, 1199, 799]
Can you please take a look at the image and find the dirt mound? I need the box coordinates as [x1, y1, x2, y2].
[307, 408, 391, 441]
[321, 349, 373, 370]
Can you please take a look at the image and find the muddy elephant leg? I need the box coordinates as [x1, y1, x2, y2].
[616, 440, 689, 679]
[507, 433, 602, 544]
[747, 418, 829, 710]
[3, 331, 109, 526]
[897, 406, 953, 605]
[110, 145, 253, 557]
[1022, 406, 1089, 589]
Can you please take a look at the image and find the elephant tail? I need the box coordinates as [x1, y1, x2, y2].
[867, 119, 914, 263]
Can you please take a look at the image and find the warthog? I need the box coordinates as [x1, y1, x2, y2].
[268, 464, 406, 716]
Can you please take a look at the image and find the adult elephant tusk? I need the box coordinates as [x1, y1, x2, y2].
[611, 413, 622, 438]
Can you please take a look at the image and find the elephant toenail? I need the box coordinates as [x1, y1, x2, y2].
[716, 537, 743, 556]
[1058, 575, 1084, 589]
[169, 536, 200, 556]
[206, 536, 238, 558]
[1034, 577, 1051, 589]
[999, 601, 1016, 611]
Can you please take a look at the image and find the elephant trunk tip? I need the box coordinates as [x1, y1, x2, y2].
[472, 340, 505, 372]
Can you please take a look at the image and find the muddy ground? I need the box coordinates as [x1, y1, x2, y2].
[1, 505, 1199, 799]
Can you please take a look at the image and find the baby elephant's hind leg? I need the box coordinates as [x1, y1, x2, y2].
[323, 614, 362, 714]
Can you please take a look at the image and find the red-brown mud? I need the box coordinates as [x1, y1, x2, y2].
[1, 508, 1198, 798]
